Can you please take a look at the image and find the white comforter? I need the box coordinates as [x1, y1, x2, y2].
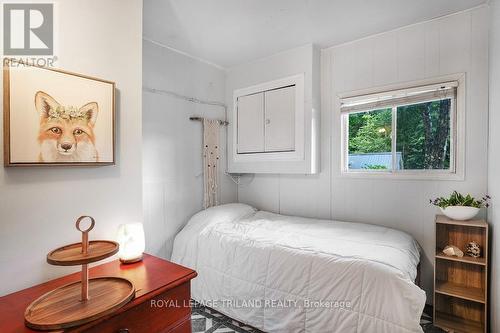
[172, 204, 426, 333]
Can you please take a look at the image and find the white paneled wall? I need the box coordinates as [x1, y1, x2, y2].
[237, 6, 489, 302]
[231, 44, 330, 219]
[143, 40, 237, 260]
[488, 1, 500, 332]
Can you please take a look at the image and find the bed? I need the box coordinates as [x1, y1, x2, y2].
[171, 203, 426, 333]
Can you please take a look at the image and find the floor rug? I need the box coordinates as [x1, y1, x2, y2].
[191, 302, 445, 333]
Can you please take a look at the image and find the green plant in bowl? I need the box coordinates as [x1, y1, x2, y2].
[430, 191, 490, 220]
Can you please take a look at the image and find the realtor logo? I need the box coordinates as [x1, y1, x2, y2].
[3, 3, 53, 56]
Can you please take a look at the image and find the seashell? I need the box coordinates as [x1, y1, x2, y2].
[443, 245, 464, 258]
[465, 241, 481, 258]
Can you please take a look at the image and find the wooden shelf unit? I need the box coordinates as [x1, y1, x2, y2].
[434, 309, 484, 333]
[434, 215, 489, 333]
[435, 251, 487, 265]
[435, 280, 485, 303]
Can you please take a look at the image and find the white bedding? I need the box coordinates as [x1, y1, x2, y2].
[172, 203, 426, 333]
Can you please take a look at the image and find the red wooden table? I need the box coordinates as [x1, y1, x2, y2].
[0, 254, 197, 333]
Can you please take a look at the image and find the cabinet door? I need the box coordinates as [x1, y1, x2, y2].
[264, 86, 295, 152]
[237, 92, 265, 153]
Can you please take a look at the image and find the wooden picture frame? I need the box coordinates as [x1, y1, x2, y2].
[3, 60, 115, 166]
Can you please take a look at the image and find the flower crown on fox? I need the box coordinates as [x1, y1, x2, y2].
[48, 105, 91, 121]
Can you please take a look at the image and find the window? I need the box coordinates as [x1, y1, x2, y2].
[341, 80, 463, 178]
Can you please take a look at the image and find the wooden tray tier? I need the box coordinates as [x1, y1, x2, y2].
[47, 240, 119, 266]
[25, 277, 135, 331]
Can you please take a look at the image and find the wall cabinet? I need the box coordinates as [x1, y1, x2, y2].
[237, 86, 295, 154]
[229, 73, 319, 174]
[264, 86, 295, 152]
[237, 92, 265, 154]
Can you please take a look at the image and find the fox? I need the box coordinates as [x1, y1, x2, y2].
[34, 91, 99, 163]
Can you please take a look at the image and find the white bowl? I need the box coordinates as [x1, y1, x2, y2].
[440, 206, 480, 221]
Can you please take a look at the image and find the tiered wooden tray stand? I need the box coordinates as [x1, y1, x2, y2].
[24, 216, 135, 331]
[434, 215, 489, 333]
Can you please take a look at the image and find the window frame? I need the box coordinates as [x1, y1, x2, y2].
[339, 74, 465, 180]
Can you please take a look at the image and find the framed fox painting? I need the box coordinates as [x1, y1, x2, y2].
[3, 61, 115, 166]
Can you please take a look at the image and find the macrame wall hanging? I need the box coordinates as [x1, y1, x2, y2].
[202, 119, 220, 208]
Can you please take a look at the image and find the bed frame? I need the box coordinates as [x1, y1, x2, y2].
[416, 262, 422, 287]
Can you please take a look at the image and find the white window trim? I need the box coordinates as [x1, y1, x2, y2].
[338, 74, 465, 181]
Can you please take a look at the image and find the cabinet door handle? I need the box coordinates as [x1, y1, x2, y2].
[118, 329, 129, 333]
[266, 119, 271, 125]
